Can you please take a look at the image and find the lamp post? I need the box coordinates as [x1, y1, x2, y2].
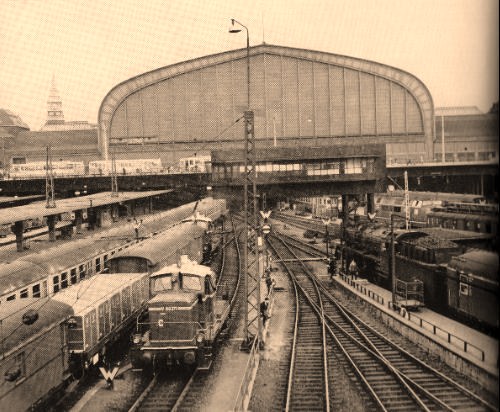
[230, 19, 260, 349]
[229, 19, 250, 109]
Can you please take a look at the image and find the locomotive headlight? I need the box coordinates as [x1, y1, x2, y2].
[196, 332, 205, 344]
[133, 334, 142, 344]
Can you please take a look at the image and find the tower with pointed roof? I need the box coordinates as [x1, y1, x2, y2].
[40, 76, 97, 131]
[44, 75, 65, 127]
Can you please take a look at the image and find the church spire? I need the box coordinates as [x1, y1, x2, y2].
[45, 75, 64, 125]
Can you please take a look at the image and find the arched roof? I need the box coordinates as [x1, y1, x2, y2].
[99, 44, 434, 158]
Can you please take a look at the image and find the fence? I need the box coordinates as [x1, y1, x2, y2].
[338, 273, 486, 363]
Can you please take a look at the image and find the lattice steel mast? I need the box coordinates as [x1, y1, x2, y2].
[45, 146, 56, 208]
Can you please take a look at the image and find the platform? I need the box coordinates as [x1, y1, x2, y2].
[200, 274, 271, 411]
[0, 198, 207, 264]
[333, 274, 498, 376]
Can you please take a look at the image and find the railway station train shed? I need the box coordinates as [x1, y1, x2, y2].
[98, 44, 435, 163]
[0, 190, 171, 252]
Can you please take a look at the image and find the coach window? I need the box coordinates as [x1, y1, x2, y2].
[95, 257, 101, 273]
[6, 294, 15, 301]
[53, 275, 60, 293]
[61, 272, 68, 289]
[70, 268, 77, 284]
[32, 284, 41, 298]
[79, 264, 86, 280]
[20, 289, 28, 299]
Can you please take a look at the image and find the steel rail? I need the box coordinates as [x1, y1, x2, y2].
[277, 231, 496, 411]
[267, 235, 330, 411]
[318, 284, 498, 412]
[270, 233, 430, 411]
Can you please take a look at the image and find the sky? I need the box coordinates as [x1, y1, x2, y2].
[0, 0, 498, 130]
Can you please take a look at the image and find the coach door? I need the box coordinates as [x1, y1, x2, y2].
[458, 272, 471, 315]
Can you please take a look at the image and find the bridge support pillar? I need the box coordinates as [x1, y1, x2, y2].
[74, 210, 83, 233]
[367, 193, 375, 214]
[111, 205, 119, 222]
[12, 220, 25, 252]
[87, 207, 96, 230]
[47, 215, 57, 242]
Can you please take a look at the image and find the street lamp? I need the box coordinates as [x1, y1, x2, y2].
[229, 18, 260, 349]
[229, 19, 250, 109]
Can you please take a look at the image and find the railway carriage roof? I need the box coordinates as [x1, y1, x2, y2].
[427, 211, 498, 222]
[448, 250, 498, 280]
[0, 297, 73, 356]
[0, 236, 135, 295]
[109, 223, 206, 266]
[52, 273, 147, 314]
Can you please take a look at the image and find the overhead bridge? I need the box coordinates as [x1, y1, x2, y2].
[210, 144, 386, 197]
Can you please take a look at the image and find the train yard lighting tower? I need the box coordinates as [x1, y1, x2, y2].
[229, 18, 261, 350]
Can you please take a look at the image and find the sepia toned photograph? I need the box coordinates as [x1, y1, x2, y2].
[0, 1, 498, 410]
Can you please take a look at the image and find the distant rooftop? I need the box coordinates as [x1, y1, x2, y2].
[435, 106, 484, 116]
[0, 108, 30, 130]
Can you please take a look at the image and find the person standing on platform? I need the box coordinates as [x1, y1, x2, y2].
[265, 269, 275, 295]
[133, 218, 142, 239]
[349, 259, 359, 280]
[328, 257, 337, 281]
[260, 297, 270, 326]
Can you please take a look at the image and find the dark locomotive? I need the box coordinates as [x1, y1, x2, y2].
[342, 221, 498, 335]
[129, 255, 231, 371]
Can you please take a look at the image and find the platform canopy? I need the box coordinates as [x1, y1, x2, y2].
[0, 190, 172, 225]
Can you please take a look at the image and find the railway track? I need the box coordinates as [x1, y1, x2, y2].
[274, 212, 341, 237]
[273, 228, 327, 259]
[267, 233, 330, 411]
[268, 232, 497, 411]
[129, 214, 242, 412]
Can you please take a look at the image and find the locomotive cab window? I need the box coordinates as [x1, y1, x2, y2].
[152, 275, 173, 293]
[182, 275, 202, 291]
